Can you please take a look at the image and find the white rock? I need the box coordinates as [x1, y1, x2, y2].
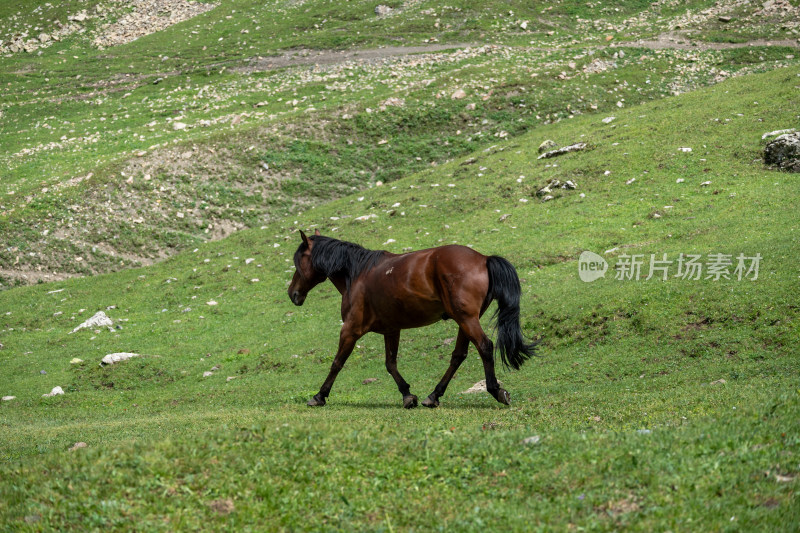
[70, 358, 83, 364]
[451, 89, 467, 100]
[173, 122, 188, 131]
[2, 396, 15, 401]
[522, 435, 540, 445]
[203, 371, 214, 377]
[101, 352, 140, 365]
[602, 116, 616, 124]
[762, 128, 796, 140]
[678, 147, 692, 152]
[42, 386, 64, 397]
[700, 181, 712, 186]
[537, 142, 587, 160]
[71, 311, 112, 333]
[461, 379, 502, 394]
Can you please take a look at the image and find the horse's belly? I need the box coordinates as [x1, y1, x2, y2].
[369, 296, 444, 332]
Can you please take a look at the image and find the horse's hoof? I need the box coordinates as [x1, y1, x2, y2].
[403, 395, 418, 409]
[307, 395, 326, 407]
[497, 388, 511, 406]
[421, 395, 439, 408]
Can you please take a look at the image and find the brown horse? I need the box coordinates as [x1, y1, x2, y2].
[288, 230, 536, 409]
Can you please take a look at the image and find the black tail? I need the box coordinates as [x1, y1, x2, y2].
[486, 255, 537, 370]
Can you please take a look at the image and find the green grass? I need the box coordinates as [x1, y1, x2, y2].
[1, 63, 799, 530]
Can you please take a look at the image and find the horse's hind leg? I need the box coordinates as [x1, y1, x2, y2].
[460, 318, 511, 406]
[422, 329, 469, 408]
[384, 332, 417, 409]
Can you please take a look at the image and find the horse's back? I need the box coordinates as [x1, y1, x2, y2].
[356, 244, 489, 331]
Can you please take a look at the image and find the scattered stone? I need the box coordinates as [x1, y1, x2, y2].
[226, 376, 237, 382]
[538, 140, 557, 153]
[70, 358, 83, 364]
[362, 378, 378, 384]
[42, 386, 64, 398]
[451, 88, 467, 100]
[718, 15, 732, 22]
[2, 396, 15, 401]
[101, 352, 140, 365]
[461, 379, 502, 394]
[700, 180, 712, 186]
[173, 122, 188, 131]
[69, 442, 88, 451]
[764, 132, 800, 172]
[40, 370, 47, 375]
[92, 0, 218, 48]
[602, 116, 616, 124]
[710, 378, 727, 385]
[381, 97, 405, 108]
[374, 5, 393, 16]
[203, 371, 214, 377]
[636, 429, 652, 435]
[71, 311, 112, 333]
[498, 214, 511, 222]
[522, 435, 540, 445]
[537, 142, 587, 159]
[465, 102, 476, 111]
[537, 178, 577, 198]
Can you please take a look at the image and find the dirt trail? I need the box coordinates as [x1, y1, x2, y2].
[231, 36, 799, 74]
[229, 43, 476, 73]
[48, 36, 799, 103]
[618, 32, 800, 51]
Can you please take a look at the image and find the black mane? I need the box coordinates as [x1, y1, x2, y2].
[294, 236, 385, 292]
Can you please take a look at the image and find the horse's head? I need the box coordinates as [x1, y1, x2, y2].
[288, 229, 326, 306]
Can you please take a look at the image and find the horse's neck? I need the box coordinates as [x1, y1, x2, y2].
[328, 274, 348, 296]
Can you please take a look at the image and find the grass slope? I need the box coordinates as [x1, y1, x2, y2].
[1, 64, 799, 530]
[2, 0, 799, 285]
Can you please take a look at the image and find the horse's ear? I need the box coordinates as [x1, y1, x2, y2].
[314, 229, 321, 236]
[300, 230, 309, 247]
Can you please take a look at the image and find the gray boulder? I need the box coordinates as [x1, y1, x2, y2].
[765, 132, 800, 172]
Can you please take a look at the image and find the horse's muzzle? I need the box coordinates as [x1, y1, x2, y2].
[289, 289, 305, 306]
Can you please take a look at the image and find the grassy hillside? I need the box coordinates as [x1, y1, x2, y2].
[2, 0, 799, 286]
[1, 62, 798, 530]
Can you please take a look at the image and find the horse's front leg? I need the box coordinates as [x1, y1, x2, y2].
[307, 326, 362, 407]
[384, 331, 417, 409]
